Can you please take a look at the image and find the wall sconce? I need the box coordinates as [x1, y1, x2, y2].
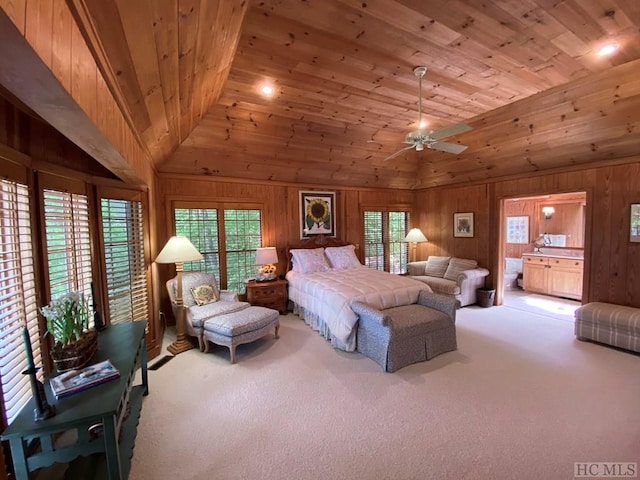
[542, 206, 555, 220]
[403, 228, 428, 263]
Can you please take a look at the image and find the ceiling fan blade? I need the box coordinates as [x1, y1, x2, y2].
[428, 141, 468, 154]
[384, 144, 415, 161]
[429, 122, 472, 141]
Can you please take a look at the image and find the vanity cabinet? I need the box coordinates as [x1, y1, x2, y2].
[522, 254, 583, 300]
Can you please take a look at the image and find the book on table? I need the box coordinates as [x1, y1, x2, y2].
[50, 359, 120, 399]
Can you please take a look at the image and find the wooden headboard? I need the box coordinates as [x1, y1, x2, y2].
[285, 235, 360, 272]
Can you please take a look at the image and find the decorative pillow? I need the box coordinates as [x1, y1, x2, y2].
[424, 256, 451, 278]
[290, 248, 331, 274]
[324, 245, 361, 269]
[190, 284, 219, 306]
[443, 258, 478, 282]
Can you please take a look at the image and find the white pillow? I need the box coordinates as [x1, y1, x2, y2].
[324, 245, 361, 269]
[443, 258, 478, 281]
[290, 248, 331, 273]
[424, 256, 451, 278]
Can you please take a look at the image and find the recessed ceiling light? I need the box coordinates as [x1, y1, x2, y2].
[419, 121, 428, 129]
[260, 85, 274, 96]
[598, 43, 618, 56]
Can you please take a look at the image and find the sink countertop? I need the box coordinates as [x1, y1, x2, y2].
[523, 253, 584, 260]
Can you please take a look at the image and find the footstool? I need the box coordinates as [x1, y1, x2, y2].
[202, 306, 280, 363]
[352, 291, 458, 372]
[575, 302, 640, 353]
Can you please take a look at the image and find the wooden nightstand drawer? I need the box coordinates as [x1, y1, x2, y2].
[251, 285, 281, 299]
[245, 279, 288, 314]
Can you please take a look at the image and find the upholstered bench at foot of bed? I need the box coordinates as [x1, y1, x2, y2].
[202, 306, 280, 363]
[352, 292, 458, 373]
[575, 302, 640, 353]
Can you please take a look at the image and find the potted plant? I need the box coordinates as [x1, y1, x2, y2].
[40, 291, 97, 372]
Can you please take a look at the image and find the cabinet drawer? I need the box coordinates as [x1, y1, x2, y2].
[523, 255, 548, 265]
[549, 258, 583, 269]
[250, 285, 283, 299]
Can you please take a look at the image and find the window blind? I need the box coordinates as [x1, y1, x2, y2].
[363, 210, 410, 273]
[174, 206, 262, 292]
[175, 207, 221, 278]
[101, 198, 149, 325]
[43, 189, 93, 325]
[0, 179, 41, 423]
[224, 209, 262, 293]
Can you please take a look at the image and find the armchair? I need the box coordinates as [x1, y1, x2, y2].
[166, 272, 248, 351]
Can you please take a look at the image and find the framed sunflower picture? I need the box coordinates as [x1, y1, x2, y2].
[299, 191, 336, 239]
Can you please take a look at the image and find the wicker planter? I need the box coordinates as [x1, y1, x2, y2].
[51, 330, 98, 372]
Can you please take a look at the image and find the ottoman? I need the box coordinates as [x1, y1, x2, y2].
[202, 306, 280, 363]
[351, 291, 458, 372]
[575, 302, 640, 353]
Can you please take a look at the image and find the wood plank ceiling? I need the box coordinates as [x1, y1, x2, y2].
[60, 1, 640, 189]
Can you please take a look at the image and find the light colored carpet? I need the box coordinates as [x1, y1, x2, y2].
[130, 304, 640, 480]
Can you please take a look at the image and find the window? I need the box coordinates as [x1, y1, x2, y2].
[42, 189, 93, 307]
[0, 179, 40, 423]
[174, 204, 262, 292]
[100, 197, 149, 325]
[363, 210, 410, 274]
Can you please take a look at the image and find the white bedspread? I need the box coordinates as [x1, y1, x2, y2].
[286, 266, 430, 345]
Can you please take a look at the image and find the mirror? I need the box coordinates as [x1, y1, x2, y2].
[538, 200, 585, 248]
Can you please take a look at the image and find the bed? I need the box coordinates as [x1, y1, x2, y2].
[285, 237, 431, 351]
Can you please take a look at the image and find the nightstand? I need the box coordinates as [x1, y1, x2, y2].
[245, 279, 288, 314]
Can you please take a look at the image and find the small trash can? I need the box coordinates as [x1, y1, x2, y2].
[477, 288, 496, 308]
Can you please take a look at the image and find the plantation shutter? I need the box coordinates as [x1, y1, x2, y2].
[224, 209, 262, 293]
[101, 198, 149, 325]
[363, 209, 410, 273]
[388, 211, 410, 274]
[42, 189, 93, 327]
[175, 207, 221, 278]
[0, 179, 41, 423]
[363, 211, 384, 271]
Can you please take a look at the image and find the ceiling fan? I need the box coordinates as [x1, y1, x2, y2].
[384, 66, 472, 161]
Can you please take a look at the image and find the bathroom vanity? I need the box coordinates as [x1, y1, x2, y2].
[522, 253, 583, 300]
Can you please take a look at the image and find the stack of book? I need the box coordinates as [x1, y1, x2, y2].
[50, 360, 120, 399]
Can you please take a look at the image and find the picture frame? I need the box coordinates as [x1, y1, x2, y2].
[299, 191, 336, 239]
[631, 203, 640, 243]
[453, 212, 474, 238]
[506, 215, 529, 244]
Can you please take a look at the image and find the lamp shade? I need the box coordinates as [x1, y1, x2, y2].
[255, 247, 278, 265]
[404, 228, 428, 243]
[155, 236, 203, 264]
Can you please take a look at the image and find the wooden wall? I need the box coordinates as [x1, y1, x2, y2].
[155, 174, 415, 307]
[415, 159, 640, 308]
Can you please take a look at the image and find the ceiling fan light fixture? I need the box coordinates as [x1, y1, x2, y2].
[415, 143, 424, 152]
[597, 43, 618, 56]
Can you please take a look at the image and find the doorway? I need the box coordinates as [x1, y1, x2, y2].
[500, 192, 586, 319]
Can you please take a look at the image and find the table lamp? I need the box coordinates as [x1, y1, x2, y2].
[255, 247, 278, 282]
[404, 228, 428, 263]
[155, 236, 203, 354]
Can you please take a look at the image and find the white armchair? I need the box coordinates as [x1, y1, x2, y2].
[166, 272, 249, 351]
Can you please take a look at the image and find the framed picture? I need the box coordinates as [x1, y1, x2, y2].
[631, 203, 640, 243]
[299, 191, 336, 239]
[453, 212, 474, 238]
[506, 216, 529, 244]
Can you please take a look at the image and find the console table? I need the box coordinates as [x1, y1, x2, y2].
[2, 321, 149, 479]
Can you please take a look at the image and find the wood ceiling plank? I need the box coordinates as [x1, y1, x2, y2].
[115, 0, 170, 161]
[150, 0, 181, 150]
[177, 0, 200, 140]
